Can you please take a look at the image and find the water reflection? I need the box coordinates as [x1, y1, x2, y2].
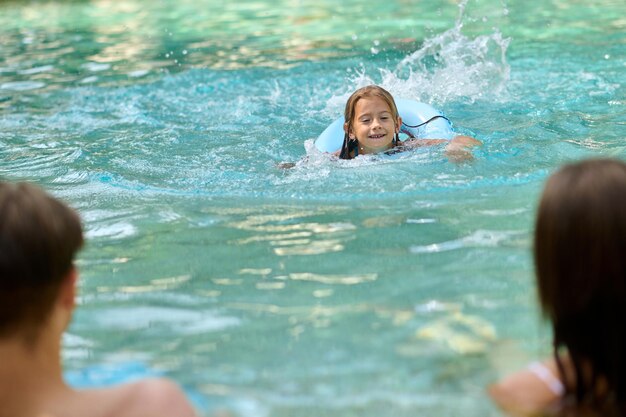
[0, 0, 384, 103]
[409, 229, 525, 254]
[416, 310, 497, 355]
[228, 210, 357, 256]
[288, 272, 377, 285]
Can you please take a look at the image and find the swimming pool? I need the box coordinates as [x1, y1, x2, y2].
[1, 0, 624, 415]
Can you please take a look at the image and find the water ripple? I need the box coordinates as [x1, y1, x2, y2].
[410, 229, 525, 254]
[0, 80, 46, 91]
[288, 272, 377, 285]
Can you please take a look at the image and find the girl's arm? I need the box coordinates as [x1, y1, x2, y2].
[403, 135, 481, 149]
[402, 138, 448, 147]
[444, 135, 482, 162]
[447, 135, 482, 148]
[402, 135, 482, 162]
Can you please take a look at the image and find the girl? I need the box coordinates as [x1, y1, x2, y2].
[339, 85, 480, 160]
[489, 159, 626, 417]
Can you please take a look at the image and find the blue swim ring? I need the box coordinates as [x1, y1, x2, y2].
[315, 99, 454, 153]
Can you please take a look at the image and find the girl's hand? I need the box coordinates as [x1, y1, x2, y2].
[445, 135, 482, 162]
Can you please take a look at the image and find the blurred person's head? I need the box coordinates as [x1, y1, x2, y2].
[0, 182, 83, 342]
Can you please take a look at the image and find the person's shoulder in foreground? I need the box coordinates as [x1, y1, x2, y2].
[0, 181, 197, 417]
[74, 378, 196, 417]
[488, 158, 626, 417]
[488, 359, 565, 417]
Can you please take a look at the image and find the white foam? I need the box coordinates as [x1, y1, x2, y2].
[407, 218, 437, 224]
[128, 69, 149, 78]
[93, 307, 240, 333]
[80, 76, 98, 84]
[410, 229, 522, 254]
[82, 62, 111, 72]
[0, 81, 46, 91]
[85, 222, 137, 240]
[391, 26, 510, 103]
[17, 65, 54, 75]
[325, 0, 511, 109]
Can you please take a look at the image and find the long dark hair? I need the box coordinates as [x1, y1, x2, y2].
[534, 159, 626, 416]
[339, 85, 401, 159]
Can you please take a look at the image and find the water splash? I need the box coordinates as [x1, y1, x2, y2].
[335, 0, 511, 106]
[391, 23, 509, 103]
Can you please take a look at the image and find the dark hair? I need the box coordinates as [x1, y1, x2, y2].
[339, 85, 401, 159]
[534, 159, 626, 416]
[0, 182, 83, 338]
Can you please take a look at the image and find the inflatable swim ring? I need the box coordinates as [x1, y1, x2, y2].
[314, 99, 454, 153]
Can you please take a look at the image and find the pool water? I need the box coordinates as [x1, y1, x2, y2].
[1, 0, 625, 415]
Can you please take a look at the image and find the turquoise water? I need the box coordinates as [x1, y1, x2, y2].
[1, 0, 625, 415]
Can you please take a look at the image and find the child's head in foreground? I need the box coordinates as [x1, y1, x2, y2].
[0, 182, 83, 342]
[535, 158, 626, 413]
[340, 85, 402, 159]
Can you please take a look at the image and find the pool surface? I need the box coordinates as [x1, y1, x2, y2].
[1, 0, 625, 415]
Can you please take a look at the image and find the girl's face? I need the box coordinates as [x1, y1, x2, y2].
[346, 96, 401, 154]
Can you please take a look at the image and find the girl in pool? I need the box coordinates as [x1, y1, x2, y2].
[489, 159, 626, 417]
[338, 85, 480, 160]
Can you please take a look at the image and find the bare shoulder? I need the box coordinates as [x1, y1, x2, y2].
[488, 360, 560, 417]
[116, 378, 197, 417]
[62, 378, 196, 417]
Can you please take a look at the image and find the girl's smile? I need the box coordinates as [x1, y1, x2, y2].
[347, 96, 401, 154]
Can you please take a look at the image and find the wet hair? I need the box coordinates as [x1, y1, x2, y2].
[534, 159, 626, 416]
[0, 182, 83, 339]
[339, 85, 401, 159]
